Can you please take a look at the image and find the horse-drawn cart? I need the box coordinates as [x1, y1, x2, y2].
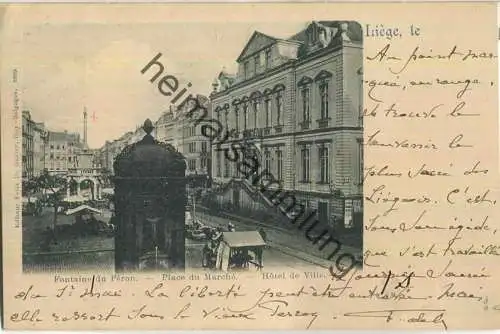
[204, 231, 265, 271]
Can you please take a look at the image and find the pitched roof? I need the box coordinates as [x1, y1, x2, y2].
[288, 21, 363, 43]
[48, 131, 80, 142]
[222, 231, 266, 247]
[236, 31, 278, 62]
[65, 205, 102, 215]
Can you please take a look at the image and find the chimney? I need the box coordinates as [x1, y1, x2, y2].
[83, 107, 88, 147]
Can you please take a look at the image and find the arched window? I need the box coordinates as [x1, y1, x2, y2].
[263, 89, 273, 128]
[272, 85, 285, 127]
[252, 99, 260, 129]
[315, 70, 333, 122]
[215, 106, 222, 124]
[223, 104, 230, 129]
[275, 91, 283, 126]
[298, 77, 313, 127]
[243, 103, 249, 131]
[241, 97, 249, 131]
[319, 82, 329, 119]
[264, 150, 271, 175]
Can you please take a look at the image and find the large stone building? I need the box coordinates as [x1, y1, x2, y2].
[209, 21, 363, 229]
[153, 95, 212, 187]
[100, 134, 131, 174]
[22, 110, 48, 179]
[99, 126, 143, 175]
[22, 110, 35, 180]
[33, 121, 48, 177]
[177, 95, 212, 188]
[98, 95, 212, 188]
[45, 130, 81, 175]
[155, 105, 179, 147]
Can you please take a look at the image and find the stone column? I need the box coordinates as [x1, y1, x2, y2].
[77, 182, 81, 196]
[66, 184, 70, 198]
[94, 182, 98, 201]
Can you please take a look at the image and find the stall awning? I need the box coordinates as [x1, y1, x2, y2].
[102, 188, 114, 195]
[63, 195, 87, 203]
[65, 205, 102, 216]
[222, 231, 266, 248]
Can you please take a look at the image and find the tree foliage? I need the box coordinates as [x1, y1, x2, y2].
[22, 179, 39, 198]
[38, 170, 67, 204]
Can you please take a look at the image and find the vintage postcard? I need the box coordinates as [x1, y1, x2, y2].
[1, 2, 499, 330]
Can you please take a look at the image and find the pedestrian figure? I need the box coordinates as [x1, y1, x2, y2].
[202, 242, 211, 268]
[258, 227, 267, 242]
[258, 227, 269, 249]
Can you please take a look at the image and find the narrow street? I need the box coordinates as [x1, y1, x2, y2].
[185, 239, 318, 270]
[193, 209, 361, 270]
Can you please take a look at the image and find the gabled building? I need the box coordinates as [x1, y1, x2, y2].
[155, 95, 213, 188]
[33, 122, 48, 177]
[176, 95, 212, 188]
[22, 110, 35, 180]
[45, 130, 81, 175]
[209, 21, 363, 230]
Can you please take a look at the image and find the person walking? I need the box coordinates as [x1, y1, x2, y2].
[258, 227, 268, 249]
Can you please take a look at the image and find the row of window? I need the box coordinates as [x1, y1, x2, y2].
[300, 145, 330, 183]
[300, 82, 329, 125]
[186, 141, 209, 153]
[215, 148, 284, 182]
[215, 78, 332, 134]
[48, 154, 78, 162]
[300, 142, 363, 185]
[49, 143, 76, 150]
[183, 126, 196, 137]
[187, 158, 209, 171]
[243, 47, 272, 80]
[215, 140, 364, 186]
[216, 90, 284, 132]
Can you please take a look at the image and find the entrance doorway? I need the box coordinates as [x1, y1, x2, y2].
[318, 201, 329, 226]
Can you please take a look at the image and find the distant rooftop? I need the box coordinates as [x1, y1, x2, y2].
[48, 131, 80, 143]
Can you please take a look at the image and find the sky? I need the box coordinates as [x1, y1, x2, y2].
[4, 8, 307, 149]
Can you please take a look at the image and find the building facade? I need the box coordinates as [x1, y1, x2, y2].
[33, 122, 48, 177]
[99, 130, 136, 174]
[22, 110, 35, 180]
[45, 130, 82, 175]
[155, 105, 179, 147]
[209, 21, 363, 228]
[22, 110, 49, 179]
[177, 95, 212, 188]
[152, 95, 212, 188]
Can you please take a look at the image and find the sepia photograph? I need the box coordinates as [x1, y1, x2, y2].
[19, 19, 364, 274]
[4, 3, 500, 331]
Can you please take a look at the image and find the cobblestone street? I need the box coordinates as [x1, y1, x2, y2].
[186, 239, 318, 271]
[195, 209, 363, 269]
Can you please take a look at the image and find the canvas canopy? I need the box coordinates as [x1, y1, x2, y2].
[65, 205, 102, 216]
[63, 195, 87, 203]
[102, 188, 114, 195]
[221, 231, 266, 248]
